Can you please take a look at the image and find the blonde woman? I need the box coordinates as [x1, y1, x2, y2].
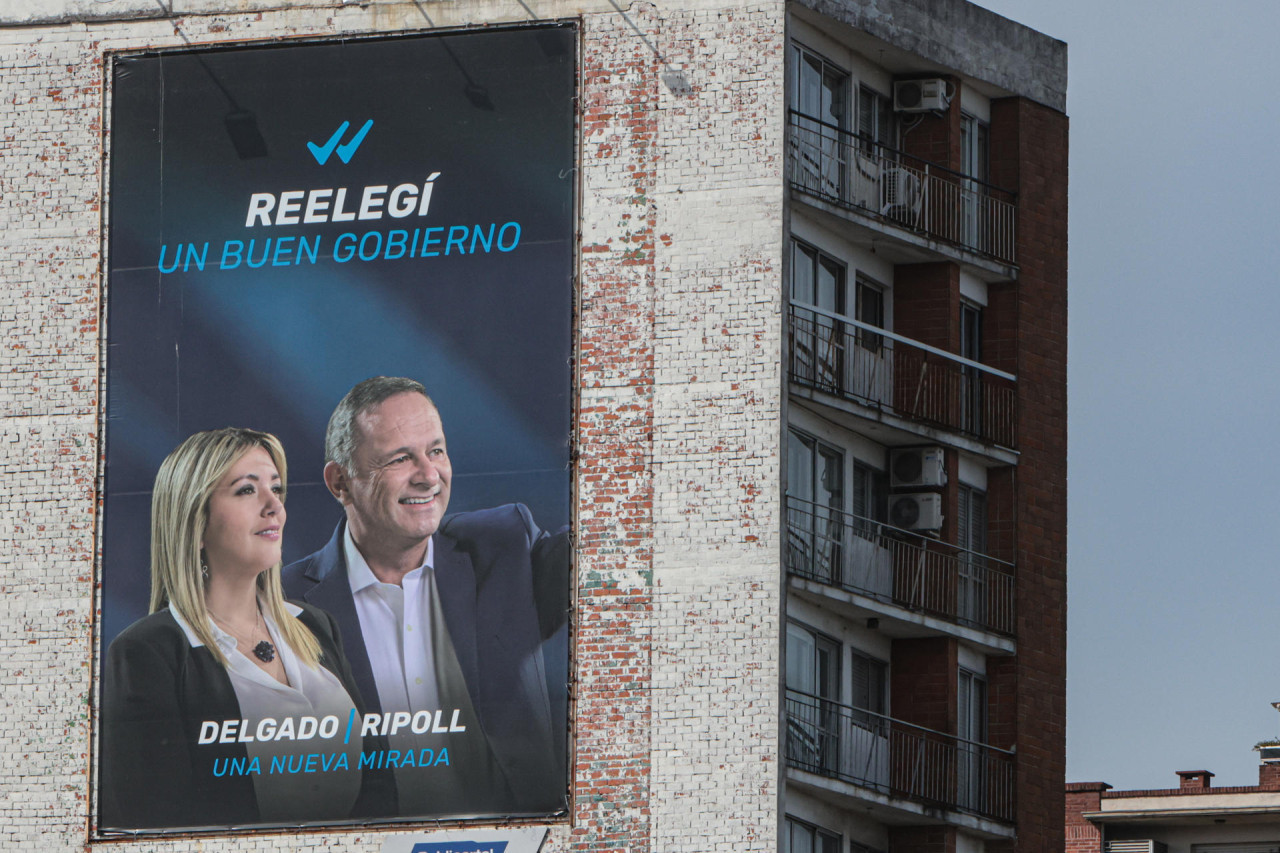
[100, 428, 387, 831]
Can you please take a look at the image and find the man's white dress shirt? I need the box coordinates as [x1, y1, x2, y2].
[343, 526, 440, 715]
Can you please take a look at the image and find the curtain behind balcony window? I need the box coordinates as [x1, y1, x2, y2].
[790, 45, 849, 200]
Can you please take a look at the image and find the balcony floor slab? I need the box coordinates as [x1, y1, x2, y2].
[789, 386, 1020, 465]
[789, 186, 1019, 282]
[787, 576, 1016, 656]
[786, 767, 1017, 840]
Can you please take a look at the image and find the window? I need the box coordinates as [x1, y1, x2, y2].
[786, 623, 840, 699]
[785, 816, 841, 853]
[854, 275, 885, 354]
[846, 458, 891, 597]
[957, 668, 989, 811]
[792, 45, 851, 129]
[959, 301, 983, 436]
[857, 84, 895, 154]
[850, 460, 886, 540]
[849, 648, 887, 725]
[787, 428, 845, 583]
[957, 484, 988, 626]
[786, 623, 841, 774]
[960, 302, 982, 365]
[957, 485, 987, 554]
[847, 648, 891, 788]
[958, 668, 988, 744]
[960, 114, 990, 184]
[847, 274, 893, 403]
[792, 240, 847, 314]
[960, 113, 990, 250]
[790, 239, 847, 392]
[790, 45, 851, 200]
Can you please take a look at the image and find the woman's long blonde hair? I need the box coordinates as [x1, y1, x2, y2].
[149, 428, 321, 669]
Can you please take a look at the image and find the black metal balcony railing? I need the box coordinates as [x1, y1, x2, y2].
[789, 305, 1018, 449]
[786, 497, 1015, 636]
[787, 110, 1017, 265]
[786, 689, 1015, 823]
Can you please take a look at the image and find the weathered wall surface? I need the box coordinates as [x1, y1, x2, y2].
[0, 1, 785, 850]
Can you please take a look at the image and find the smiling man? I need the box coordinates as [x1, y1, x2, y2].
[281, 376, 568, 818]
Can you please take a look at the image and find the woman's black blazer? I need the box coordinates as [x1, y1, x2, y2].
[99, 601, 391, 831]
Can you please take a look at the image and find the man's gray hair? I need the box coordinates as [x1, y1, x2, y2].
[325, 376, 435, 474]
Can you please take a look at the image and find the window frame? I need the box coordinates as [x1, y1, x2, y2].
[785, 621, 843, 777]
[853, 273, 886, 353]
[790, 238, 849, 393]
[959, 299, 983, 436]
[787, 427, 846, 584]
[857, 83, 896, 155]
[785, 814, 843, 853]
[791, 43, 852, 130]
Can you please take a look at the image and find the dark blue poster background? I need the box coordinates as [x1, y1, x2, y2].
[99, 26, 575, 832]
[103, 28, 575, 645]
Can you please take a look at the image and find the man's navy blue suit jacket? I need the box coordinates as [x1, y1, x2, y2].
[281, 503, 569, 815]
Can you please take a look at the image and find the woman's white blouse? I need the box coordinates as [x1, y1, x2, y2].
[171, 601, 364, 823]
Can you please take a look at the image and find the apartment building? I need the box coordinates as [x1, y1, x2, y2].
[1067, 757, 1280, 853]
[779, 5, 1068, 853]
[1, 0, 1064, 851]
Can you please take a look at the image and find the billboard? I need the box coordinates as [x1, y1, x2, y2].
[96, 26, 575, 834]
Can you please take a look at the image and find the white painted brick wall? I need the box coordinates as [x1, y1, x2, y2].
[0, 1, 786, 850]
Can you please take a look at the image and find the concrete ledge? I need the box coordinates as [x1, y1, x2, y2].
[792, 0, 1067, 112]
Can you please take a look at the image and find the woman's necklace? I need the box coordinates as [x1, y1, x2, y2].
[209, 604, 277, 663]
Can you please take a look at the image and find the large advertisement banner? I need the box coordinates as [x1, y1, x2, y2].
[97, 27, 575, 834]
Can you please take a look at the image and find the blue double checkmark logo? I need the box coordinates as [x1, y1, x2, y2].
[308, 119, 374, 165]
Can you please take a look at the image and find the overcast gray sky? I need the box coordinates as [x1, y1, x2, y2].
[967, 0, 1280, 789]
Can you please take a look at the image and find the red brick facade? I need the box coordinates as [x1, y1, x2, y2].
[1064, 783, 1109, 853]
[885, 98, 1070, 853]
[992, 95, 1070, 853]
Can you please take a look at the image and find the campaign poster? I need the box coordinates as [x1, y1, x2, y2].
[96, 27, 575, 834]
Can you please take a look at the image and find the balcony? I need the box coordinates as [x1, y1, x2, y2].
[787, 110, 1017, 265]
[786, 689, 1014, 823]
[787, 496, 1015, 637]
[789, 304, 1018, 449]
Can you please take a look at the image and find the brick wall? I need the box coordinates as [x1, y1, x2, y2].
[893, 262, 960, 353]
[989, 94, 1070, 853]
[899, 79, 962, 173]
[1064, 783, 1108, 853]
[1260, 762, 1280, 789]
[0, 1, 786, 851]
[0, 20, 107, 853]
[891, 822, 955, 853]
[574, 8, 662, 851]
[647, 5, 785, 851]
[891, 637, 957, 734]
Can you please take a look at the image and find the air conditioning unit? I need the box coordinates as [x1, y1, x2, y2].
[893, 78, 950, 112]
[890, 447, 946, 488]
[888, 493, 943, 532]
[1106, 842, 1167, 853]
